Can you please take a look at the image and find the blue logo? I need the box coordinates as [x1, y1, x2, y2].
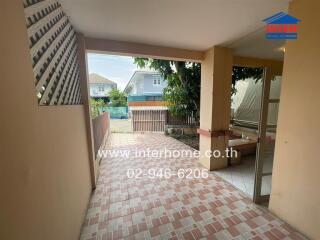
[263, 12, 301, 40]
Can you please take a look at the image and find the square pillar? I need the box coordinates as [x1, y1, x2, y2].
[199, 46, 233, 170]
[77, 33, 97, 188]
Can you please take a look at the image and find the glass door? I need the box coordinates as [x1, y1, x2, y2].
[253, 68, 282, 204]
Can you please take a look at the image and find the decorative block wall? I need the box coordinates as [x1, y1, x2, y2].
[22, 0, 82, 105]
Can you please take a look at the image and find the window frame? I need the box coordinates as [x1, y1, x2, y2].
[152, 75, 161, 86]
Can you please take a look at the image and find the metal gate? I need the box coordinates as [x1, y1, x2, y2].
[131, 110, 166, 132]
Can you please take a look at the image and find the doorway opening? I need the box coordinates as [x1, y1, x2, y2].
[215, 66, 282, 205]
[86, 53, 200, 136]
[87, 54, 135, 133]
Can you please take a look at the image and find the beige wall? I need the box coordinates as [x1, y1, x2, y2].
[269, 1, 320, 239]
[0, 1, 92, 239]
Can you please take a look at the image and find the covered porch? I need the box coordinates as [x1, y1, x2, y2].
[3, 0, 319, 240]
[80, 133, 305, 240]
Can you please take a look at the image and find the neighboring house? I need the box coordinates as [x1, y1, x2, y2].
[124, 71, 168, 111]
[89, 73, 117, 102]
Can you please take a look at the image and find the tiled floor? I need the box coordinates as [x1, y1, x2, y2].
[214, 155, 273, 197]
[110, 119, 132, 133]
[80, 133, 307, 240]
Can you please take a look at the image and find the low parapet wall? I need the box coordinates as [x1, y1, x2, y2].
[92, 112, 110, 157]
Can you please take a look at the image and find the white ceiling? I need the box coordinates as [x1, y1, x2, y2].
[59, 0, 290, 60]
[228, 28, 286, 60]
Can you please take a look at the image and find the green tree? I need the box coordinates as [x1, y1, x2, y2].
[134, 58, 200, 119]
[90, 98, 105, 118]
[108, 88, 127, 107]
[232, 66, 263, 94]
[134, 58, 263, 120]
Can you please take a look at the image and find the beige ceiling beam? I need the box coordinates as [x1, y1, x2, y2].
[84, 37, 204, 62]
[233, 56, 283, 75]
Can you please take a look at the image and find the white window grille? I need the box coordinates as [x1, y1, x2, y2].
[153, 75, 161, 86]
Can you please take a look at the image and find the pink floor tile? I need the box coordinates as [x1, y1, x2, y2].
[80, 133, 307, 240]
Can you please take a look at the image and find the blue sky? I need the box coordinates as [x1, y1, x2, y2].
[87, 53, 150, 90]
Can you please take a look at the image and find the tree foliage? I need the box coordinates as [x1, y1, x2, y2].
[232, 66, 263, 94]
[134, 57, 263, 120]
[90, 98, 105, 118]
[134, 58, 200, 119]
[108, 88, 127, 107]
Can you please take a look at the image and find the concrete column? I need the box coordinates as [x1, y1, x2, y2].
[77, 33, 97, 189]
[199, 46, 233, 170]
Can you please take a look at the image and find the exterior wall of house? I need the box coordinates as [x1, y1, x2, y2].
[89, 83, 116, 97]
[126, 73, 167, 110]
[132, 77, 144, 95]
[0, 1, 91, 239]
[128, 101, 164, 107]
[143, 74, 167, 94]
[269, 1, 320, 239]
[127, 73, 167, 95]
